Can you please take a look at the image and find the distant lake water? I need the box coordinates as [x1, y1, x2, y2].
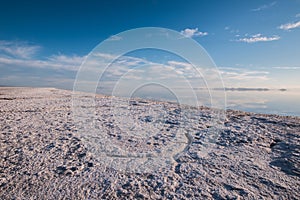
[98, 86, 300, 117]
[225, 89, 300, 117]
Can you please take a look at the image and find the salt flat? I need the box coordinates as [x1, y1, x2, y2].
[0, 87, 299, 199]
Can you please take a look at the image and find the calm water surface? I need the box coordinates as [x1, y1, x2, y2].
[98, 86, 300, 117]
[225, 89, 300, 117]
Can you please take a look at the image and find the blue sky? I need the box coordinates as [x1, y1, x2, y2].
[0, 0, 299, 89]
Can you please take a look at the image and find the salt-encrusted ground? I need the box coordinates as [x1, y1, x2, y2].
[0, 87, 299, 199]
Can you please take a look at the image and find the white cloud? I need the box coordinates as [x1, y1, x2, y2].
[0, 40, 84, 71]
[296, 13, 300, 18]
[237, 34, 280, 43]
[273, 66, 300, 70]
[252, 33, 262, 37]
[224, 26, 239, 34]
[93, 52, 117, 60]
[219, 67, 270, 82]
[48, 54, 85, 66]
[0, 40, 41, 59]
[0, 55, 83, 71]
[167, 61, 193, 69]
[107, 35, 122, 41]
[180, 28, 208, 38]
[0, 40, 275, 90]
[278, 21, 300, 30]
[251, 1, 276, 11]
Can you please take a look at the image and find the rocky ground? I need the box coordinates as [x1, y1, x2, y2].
[0, 87, 299, 199]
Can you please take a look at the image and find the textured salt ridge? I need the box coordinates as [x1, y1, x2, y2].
[0, 87, 299, 199]
[73, 93, 223, 173]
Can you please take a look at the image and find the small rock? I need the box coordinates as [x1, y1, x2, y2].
[77, 152, 86, 158]
[65, 170, 73, 176]
[56, 166, 67, 174]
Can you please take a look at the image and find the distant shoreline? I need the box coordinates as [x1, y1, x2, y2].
[210, 87, 287, 92]
[0, 86, 299, 118]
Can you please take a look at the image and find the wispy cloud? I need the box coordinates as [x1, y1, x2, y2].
[0, 40, 276, 90]
[296, 13, 300, 18]
[219, 67, 270, 87]
[278, 20, 300, 30]
[0, 55, 83, 71]
[251, 1, 276, 12]
[0, 40, 41, 59]
[236, 34, 280, 43]
[167, 61, 193, 69]
[48, 54, 84, 66]
[224, 26, 239, 34]
[273, 66, 300, 70]
[180, 28, 208, 38]
[107, 35, 122, 41]
[0, 40, 84, 71]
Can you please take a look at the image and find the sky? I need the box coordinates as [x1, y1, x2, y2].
[0, 0, 300, 90]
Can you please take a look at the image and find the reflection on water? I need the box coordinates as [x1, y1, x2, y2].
[98, 86, 300, 117]
[132, 88, 300, 117]
[225, 89, 300, 116]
